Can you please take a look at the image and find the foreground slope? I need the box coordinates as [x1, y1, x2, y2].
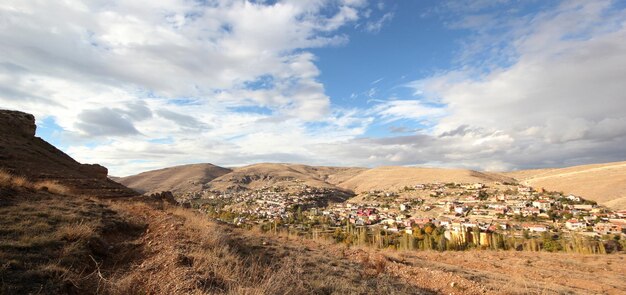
[0, 110, 136, 197]
[507, 161, 626, 210]
[117, 163, 231, 195]
[336, 166, 515, 193]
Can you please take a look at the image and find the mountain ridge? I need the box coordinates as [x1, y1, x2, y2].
[120, 160, 626, 209]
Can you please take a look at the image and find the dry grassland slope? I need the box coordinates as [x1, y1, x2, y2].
[118, 163, 231, 194]
[506, 161, 626, 210]
[336, 166, 515, 193]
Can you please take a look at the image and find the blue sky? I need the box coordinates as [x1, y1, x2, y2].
[1, 0, 626, 176]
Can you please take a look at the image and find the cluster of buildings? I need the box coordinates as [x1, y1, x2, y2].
[199, 184, 346, 221]
[308, 182, 626, 237]
[198, 181, 626, 239]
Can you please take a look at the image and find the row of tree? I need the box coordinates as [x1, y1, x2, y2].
[314, 222, 623, 254]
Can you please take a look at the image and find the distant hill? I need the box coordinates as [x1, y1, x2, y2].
[207, 163, 361, 192]
[335, 166, 514, 193]
[121, 162, 514, 198]
[0, 110, 136, 197]
[117, 163, 231, 195]
[118, 155, 626, 210]
[506, 161, 626, 210]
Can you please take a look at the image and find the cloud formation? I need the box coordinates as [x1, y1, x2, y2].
[406, 0, 626, 169]
[1, 0, 624, 175]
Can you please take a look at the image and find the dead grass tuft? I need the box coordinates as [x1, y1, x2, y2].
[0, 169, 12, 186]
[34, 180, 70, 195]
[56, 222, 96, 242]
[0, 169, 71, 195]
[10, 175, 32, 188]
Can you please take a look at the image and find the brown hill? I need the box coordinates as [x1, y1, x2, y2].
[117, 163, 231, 195]
[0, 110, 136, 197]
[506, 161, 626, 210]
[125, 161, 513, 198]
[206, 163, 360, 193]
[335, 166, 514, 193]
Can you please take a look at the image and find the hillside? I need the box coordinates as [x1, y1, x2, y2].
[506, 161, 626, 210]
[121, 163, 515, 197]
[335, 166, 515, 193]
[118, 158, 626, 211]
[117, 163, 231, 195]
[0, 110, 136, 197]
[206, 163, 359, 192]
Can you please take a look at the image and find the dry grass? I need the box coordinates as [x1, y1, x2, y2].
[34, 180, 70, 195]
[507, 161, 626, 209]
[2, 189, 625, 294]
[0, 169, 71, 195]
[0, 190, 144, 294]
[56, 222, 96, 242]
[100, 204, 420, 295]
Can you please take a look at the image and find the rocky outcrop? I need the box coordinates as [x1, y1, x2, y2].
[80, 163, 109, 179]
[0, 110, 36, 137]
[0, 109, 137, 198]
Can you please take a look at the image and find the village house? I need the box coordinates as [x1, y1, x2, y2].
[532, 200, 552, 211]
[523, 224, 548, 232]
[593, 222, 623, 235]
[565, 219, 586, 231]
[522, 207, 540, 216]
[573, 204, 593, 211]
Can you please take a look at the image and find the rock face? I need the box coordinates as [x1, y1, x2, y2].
[0, 109, 137, 198]
[0, 110, 36, 137]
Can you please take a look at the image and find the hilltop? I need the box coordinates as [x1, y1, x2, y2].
[117, 163, 231, 195]
[335, 166, 514, 193]
[120, 163, 512, 197]
[506, 161, 626, 210]
[207, 163, 361, 192]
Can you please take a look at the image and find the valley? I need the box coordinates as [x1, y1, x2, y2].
[1, 110, 625, 294]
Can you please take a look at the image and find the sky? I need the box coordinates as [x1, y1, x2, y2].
[1, 0, 626, 176]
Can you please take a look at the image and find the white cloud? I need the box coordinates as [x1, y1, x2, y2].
[1, 0, 624, 175]
[0, 0, 379, 175]
[373, 100, 445, 123]
[364, 12, 394, 33]
[406, 0, 626, 169]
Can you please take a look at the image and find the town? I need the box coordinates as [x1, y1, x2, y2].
[186, 180, 626, 253]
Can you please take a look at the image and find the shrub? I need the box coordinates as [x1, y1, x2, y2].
[57, 222, 96, 242]
[34, 180, 70, 195]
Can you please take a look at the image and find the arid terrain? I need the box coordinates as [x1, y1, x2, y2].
[119, 163, 516, 197]
[116, 163, 231, 195]
[2, 110, 626, 295]
[120, 160, 626, 210]
[506, 161, 626, 210]
[3, 180, 624, 294]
